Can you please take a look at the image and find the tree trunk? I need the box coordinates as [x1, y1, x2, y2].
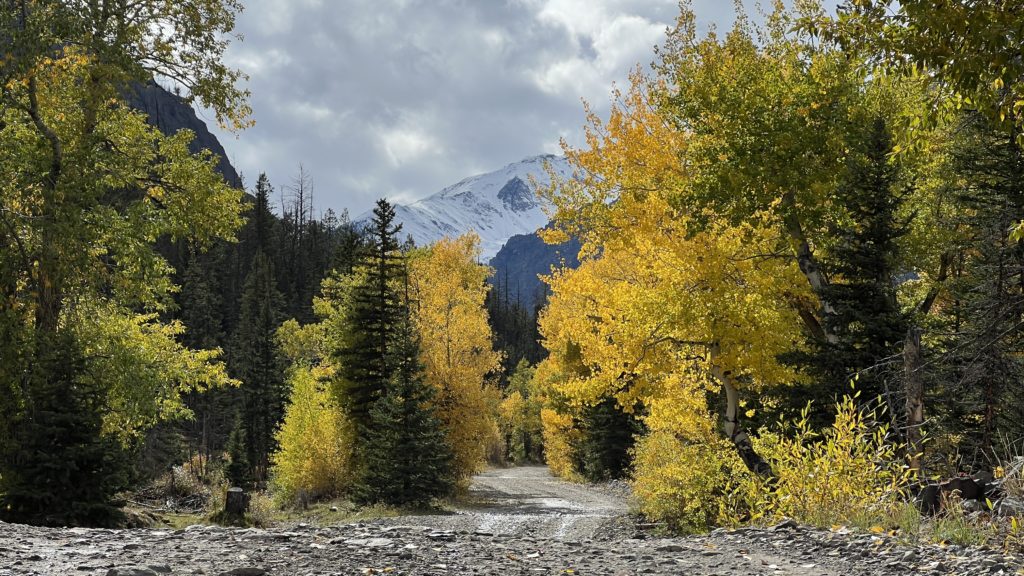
[27, 74, 65, 336]
[710, 346, 773, 477]
[904, 327, 925, 476]
[780, 191, 837, 345]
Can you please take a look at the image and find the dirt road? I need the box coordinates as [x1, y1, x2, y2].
[0, 467, 1017, 575]
[380, 465, 630, 540]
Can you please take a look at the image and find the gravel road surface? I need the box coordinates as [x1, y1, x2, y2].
[0, 466, 1019, 575]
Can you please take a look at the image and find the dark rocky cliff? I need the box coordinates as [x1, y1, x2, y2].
[127, 83, 241, 187]
[488, 230, 581, 310]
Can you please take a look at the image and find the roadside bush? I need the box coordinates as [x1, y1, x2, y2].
[541, 408, 582, 481]
[632, 429, 762, 532]
[758, 396, 912, 528]
[630, 394, 910, 533]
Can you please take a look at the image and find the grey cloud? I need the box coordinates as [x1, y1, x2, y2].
[209, 0, 835, 216]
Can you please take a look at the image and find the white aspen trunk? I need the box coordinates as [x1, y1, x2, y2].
[710, 345, 772, 477]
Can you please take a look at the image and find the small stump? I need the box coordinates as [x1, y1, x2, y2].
[224, 487, 249, 518]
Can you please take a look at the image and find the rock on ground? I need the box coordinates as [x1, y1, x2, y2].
[0, 467, 1019, 575]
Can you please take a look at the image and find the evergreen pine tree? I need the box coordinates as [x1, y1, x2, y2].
[782, 118, 909, 423]
[225, 413, 253, 489]
[0, 333, 129, 527]
[485, 284, 546, 383]
[355, 280, 454, 506]
[577, 397, 644, 481]
[331, 209, 365, 277]
[252, 173, 278, 258]
[930, 112, 1024, 457]
[180, 254, 226, 351]
[334, 199, 404, 437]
[175, 251, 233, 475]
[230, 249, 286, 483]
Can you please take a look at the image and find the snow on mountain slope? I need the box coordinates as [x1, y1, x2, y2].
[356, 154, 573, 259]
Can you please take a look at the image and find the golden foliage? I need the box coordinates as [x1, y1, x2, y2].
[540, 408, 582, 482]
[270, 365, 352, 504]
[756, 396, 912, 528]
[633, 395, 911, 533]
[632, 428, 760, 532]
[538, 69, 687, 255]
[540, 197, 807, 405]
[535, 49, 810, 517]
[409, 234, 503, 482]
[497, 361, 544, 463]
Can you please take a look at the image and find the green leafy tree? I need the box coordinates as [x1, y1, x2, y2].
[808, 1, 1024, 143]
[498, 360, 545, 463]
[804, 1, 1024, 241]
[0, 0, 248, 523]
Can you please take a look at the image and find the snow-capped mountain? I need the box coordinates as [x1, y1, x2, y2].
[356, 154, 573, 259]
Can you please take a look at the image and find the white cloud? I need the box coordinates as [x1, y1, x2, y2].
[380, 125, 441, 168]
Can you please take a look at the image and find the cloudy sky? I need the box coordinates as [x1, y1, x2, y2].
[207, 0, 831, 217]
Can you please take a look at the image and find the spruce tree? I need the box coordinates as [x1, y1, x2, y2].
[180, 254, 226, 351]
[334, 199, 405, 437]
[355, 286, 454, 506]
[0, 333, 129, 527]
[930, 112, 1024, 457]
[577, 397, 644, 481]
[177, 252, 233, 473]
[225, 413, 253, 489]
[230, 250, 286, 483]
[782, 118, 909, 423]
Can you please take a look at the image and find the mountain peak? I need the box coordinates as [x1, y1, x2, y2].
[497, 176, 537, 212]
[356, 155, 572, 259]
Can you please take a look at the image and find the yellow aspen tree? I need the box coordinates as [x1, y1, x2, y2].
[270, 319, 353, 503]
[538, 193, 808, 527]
[271, 364, 353, 504]
[534, 66, 812, 525]
[409, 234, 503, 482]
[540, 192, 808, 467]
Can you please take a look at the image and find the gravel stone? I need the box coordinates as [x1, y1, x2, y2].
[1, 467, 1019, 575]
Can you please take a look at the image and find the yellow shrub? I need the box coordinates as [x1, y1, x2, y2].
[270, 366, 352, 504]
[632, 429, 764, 532]
[541, 408, 582, 481]
[758, 396, 912, 528]
[630, 394, 909, 533]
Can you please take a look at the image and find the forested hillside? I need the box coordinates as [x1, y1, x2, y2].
[3, 0, 1024, 554]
